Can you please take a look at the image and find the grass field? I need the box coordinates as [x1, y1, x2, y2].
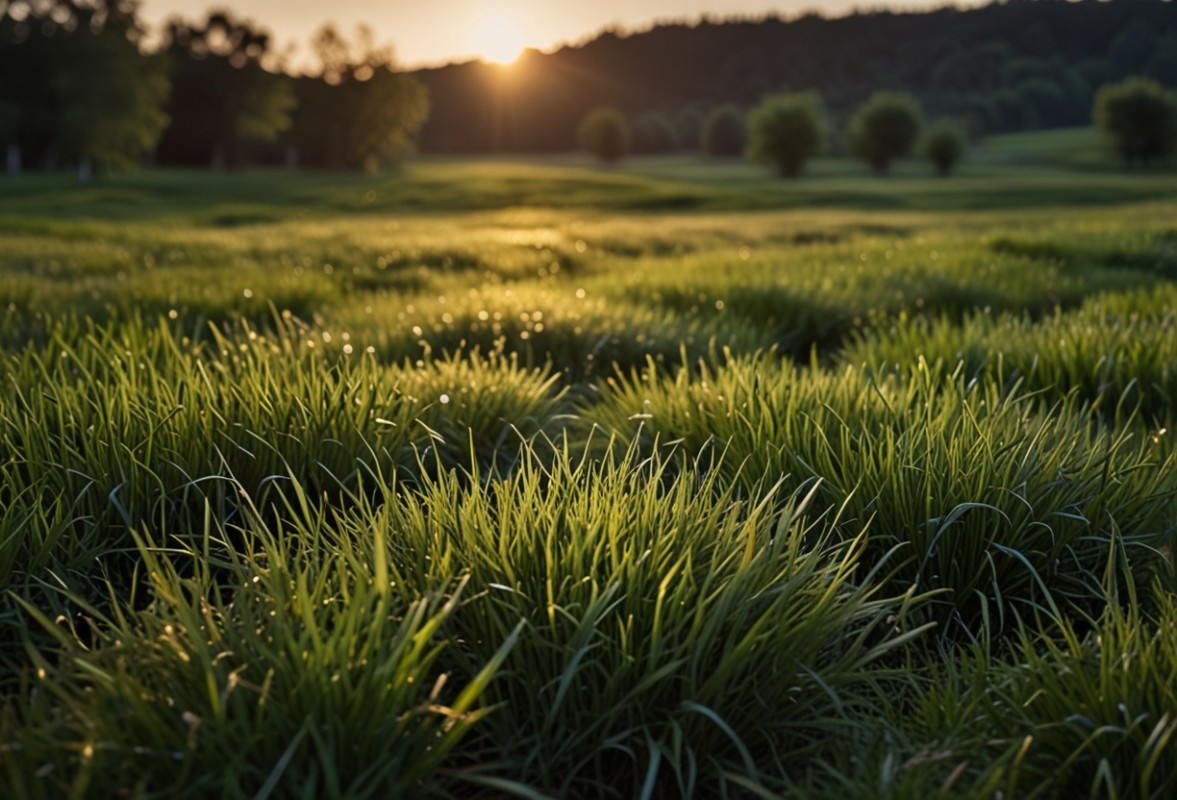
[2, 132, 1177, 799]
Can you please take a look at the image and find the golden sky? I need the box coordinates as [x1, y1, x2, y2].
[138, 1, 973, 68]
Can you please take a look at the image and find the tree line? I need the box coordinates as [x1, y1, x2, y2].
[0, 1, 428, 177]
[1, 0, 1175, 177]
[418, 0, 1177, 155]
[579, 77, 1177, 177]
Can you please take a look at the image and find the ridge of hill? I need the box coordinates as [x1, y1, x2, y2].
[413, 0, 1177, 153]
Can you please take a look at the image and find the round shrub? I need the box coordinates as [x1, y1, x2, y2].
[746, 92, 827, 178]
[701, 105, 746, 156]
[577, 106, 631, 164]
[925, 119, 967, 176]
[849, 91, 924, 174]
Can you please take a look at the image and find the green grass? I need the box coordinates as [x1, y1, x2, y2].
[2, 129, 1176, 798]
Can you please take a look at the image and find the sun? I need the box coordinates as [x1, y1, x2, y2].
[473, 13, 527, 65]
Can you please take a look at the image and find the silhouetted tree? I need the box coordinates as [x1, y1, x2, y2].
[925, 119, 966, 176]
[701, 105, 746, 156]
[292, 24, 430, 171]
[1094, 76, 1177, 166]
[672, 107, 706, 150]
[414, 1, 1177, 152]
[631, 112, 679, 154]
[746, 93, 826, 178]
[578, 107, 630, 164]
[0, 1, 169, 179]
[849, 91, 923, 173]
[0, 99, 19, 174]
[157, 11, 294, 168]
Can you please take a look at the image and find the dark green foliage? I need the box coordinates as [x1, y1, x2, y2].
[292, 25, 430, 171]
[0, 1, 169, 174]
[672, 106, 706, 150]
[746, 92, 826, 178]
[849, 91, 924, 174]
[700, 105, 746, 156]
[925, 119, 967, 176]
[577, 106, 630, 164]
[631, 111, 679, 154]
[1094, 76, 1177, 166]
[416, 1, 1177, 152]
[157, 11, 295, 169]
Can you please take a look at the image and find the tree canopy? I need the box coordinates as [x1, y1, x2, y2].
[746, 93, 827, 178]
[0, 1, 169, 177]
[701, 106, 747, 157]
[925, 119, 967, 177]
[578, 107, 631, 164]
[292, 25, 430, 171]
[1094, 76, 1177, 166]
[156, 11, 295, 169]
[849, 92, 924, 174]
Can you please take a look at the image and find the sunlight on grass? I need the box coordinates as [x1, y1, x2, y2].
[2, 160, 1175, 798]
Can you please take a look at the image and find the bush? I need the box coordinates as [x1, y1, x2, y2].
[577, 106, 631, 164]
[631, 112, 679, 154]
[925, 119, 967, 176]
[745, 92, 827, 178]
[1094, 76, 1177, 166]
[672, 107, 705, 150]
[700, 105, 746, 156]
[849, 91, 924, 173]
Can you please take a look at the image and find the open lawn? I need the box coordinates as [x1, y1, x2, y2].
[2, 132, 1176, 799]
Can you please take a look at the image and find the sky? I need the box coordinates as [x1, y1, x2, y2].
[138, 1, 976, 69]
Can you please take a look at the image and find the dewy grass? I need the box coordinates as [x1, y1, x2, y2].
[2, 444, 929, 799]
[0, 317, 565, 589]
[843, 283, 1177, 423]
[2, 162, 1177, 797]
[589, 354, 1177, 639]
[366, 442, 929, 796]
[2, 501, 521, 800]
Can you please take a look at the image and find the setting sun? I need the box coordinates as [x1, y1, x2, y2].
[473, 12, 527, 65]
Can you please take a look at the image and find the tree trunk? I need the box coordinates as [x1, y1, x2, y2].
[777, 158, 802, 179]
[4, 143, 19, 175]
[77, 156, 93, 184]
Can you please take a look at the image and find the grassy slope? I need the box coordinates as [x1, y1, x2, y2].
[2, 129, 1177, 799]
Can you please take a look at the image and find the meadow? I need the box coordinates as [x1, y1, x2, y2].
[2, 132, 1176, 799]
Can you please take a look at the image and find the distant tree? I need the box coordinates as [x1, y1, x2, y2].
[673, 108, 705, 151]
[701, 105, 746, 157]
[0, 100, 18, 174]
[745, 92, 826, 178]
[1012, 78, 1068, 129]
[293, 24, 430, 171]
[924, 120, 967, 177]
[412, 2, 1177, 154]
[631, 112, 679, 154]
[849, 92, 924, 174]
[578, 107, 630, 164]
[158, 12, 295, 168]
[1094, 76, 1177, 166]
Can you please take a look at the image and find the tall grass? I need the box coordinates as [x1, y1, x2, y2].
[0, 318, 563, 591]
[588, 355, 1177, 638]
[843, 284, 1177, 422]
[2, 501, 520, 800]
[3, 168, 1177, 798]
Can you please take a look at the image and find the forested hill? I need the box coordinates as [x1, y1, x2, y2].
[414, 0, 1177, 153]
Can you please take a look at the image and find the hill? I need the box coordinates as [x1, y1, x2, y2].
[413, 0, 1177, 153]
